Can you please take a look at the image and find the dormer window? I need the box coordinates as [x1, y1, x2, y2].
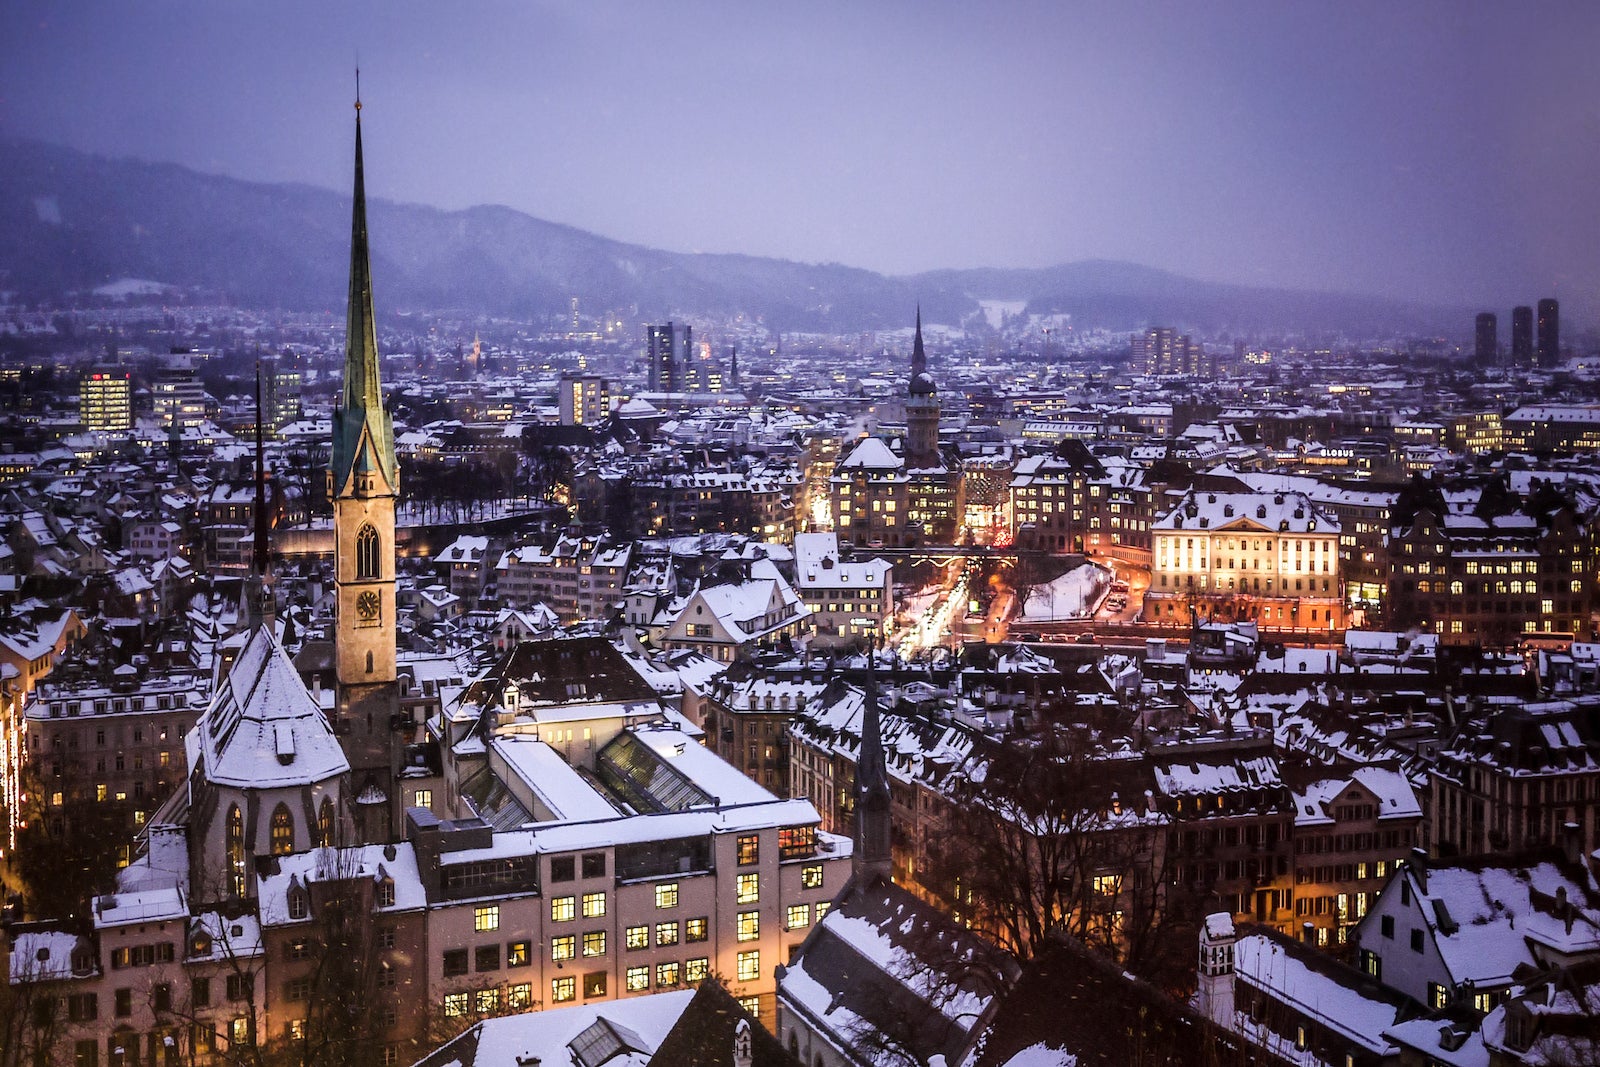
[288, 886, 309, 921]
[376, 877, 395, 909]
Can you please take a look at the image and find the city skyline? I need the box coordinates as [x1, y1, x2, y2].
[3, 2, 1599, 327]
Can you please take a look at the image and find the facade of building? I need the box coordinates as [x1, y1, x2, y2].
[79, 369, 133, 433]
[1147, 490, 1344, 630]
[558, 374, 609, 427]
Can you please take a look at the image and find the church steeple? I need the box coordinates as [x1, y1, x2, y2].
[855, 639, 893, 884]
[911, 304, 927, 380]
[330, 87, 396, 498]
[245, 361, 275, 631]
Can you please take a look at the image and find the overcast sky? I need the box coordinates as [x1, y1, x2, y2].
[4, 1, 1598, 326]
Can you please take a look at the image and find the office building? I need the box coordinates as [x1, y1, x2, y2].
[78, 368, 132, 432]
[1473, 311, 1496, 366]
[559, 374, 610, 426]
[1537, 298, 1560, 367]
[1511, 305, 1534, 367]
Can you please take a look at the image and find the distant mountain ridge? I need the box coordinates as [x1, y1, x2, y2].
[0, 138, 1459, 335]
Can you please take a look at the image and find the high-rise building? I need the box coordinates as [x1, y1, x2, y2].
[1134, 327, 1200, 377]
[1511, 305, 1534, 367]
[264, 357, 302, 432]
[646, 322, 679, 392]
[1538, 298, 1560, 367]
[559, 373, 610, 426]
[1474, 312, 1497, 365]
[78, 367, 132, 432]
[153, 354, 210, 428]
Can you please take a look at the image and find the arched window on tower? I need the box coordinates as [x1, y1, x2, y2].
[226, 805, 245, 898]
[270, 804, 294, 856]
[356, 523, 381, 580]
[318, 796, 335, 848]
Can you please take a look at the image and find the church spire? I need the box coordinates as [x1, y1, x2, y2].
[330, 80, 397, 497]
[855, 637, 893, 884]
[911, 304, 927, 379]
[245, 361, 275, 631]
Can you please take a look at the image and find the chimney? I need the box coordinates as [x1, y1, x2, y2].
[1561, 821, 1582, 867]
[1410, 846, 1429, 895]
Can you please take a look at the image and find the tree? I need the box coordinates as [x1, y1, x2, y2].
[924, 724, 1174, 972]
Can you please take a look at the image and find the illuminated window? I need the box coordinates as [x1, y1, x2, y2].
[686, 956, 710, 982]
[801, 864, 824, 890]
[736, 834, 759, 865]
[736, 950, 760, 982]
[270, 805, 294, 855]
[656, 921, 679, 947]
[656, 961, 680, 987]
[552, 977, 576, 1003]
[626, 966, 649, 992]
[474, 905, 499, 932]
[551, 896, 576, 922]
[626, 925, 649, 950]
[582, 931, 606, 958]
[786, 904, 811, 930]
[508, 983, 532, 1010]
[655, 883, 679, 909]
[582, 891, 606, 918]
[737, 911, 760, 942]
[475, 988, 499, 1014]
[551, 936, 576, 962]
[686, 917, 709, 943]
[226, 805, 246, 898]
[508, 940, 530, 967]
[736, 873, 760, 903]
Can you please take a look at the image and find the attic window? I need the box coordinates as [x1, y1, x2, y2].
[288, 887, 309, 921]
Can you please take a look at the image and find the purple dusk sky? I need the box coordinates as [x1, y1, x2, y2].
[3, 1, 1598, 327]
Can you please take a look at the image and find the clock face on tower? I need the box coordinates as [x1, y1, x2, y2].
[356, 590, 381, 622]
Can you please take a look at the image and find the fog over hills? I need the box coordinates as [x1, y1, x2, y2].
[0, 138, 1460, 336]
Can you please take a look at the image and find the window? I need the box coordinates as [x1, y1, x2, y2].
[736, 873, 759, 904]
[801, 864, 824, 890]
[687, 956, 710, 982]
[412, 788, 432, 810]
[552, 976, 576, 1003]
[474, 904, 500, 932]
[736, 950, 760, 982]
[655, 883, 679, 909]
[191, 977, 211, 1008]
[270, 805, 294, 855]
[550, 856, 575, 882]
[226, 805, 246, 898]
[115, 987, 132, 1017]
[318, 797, 335, 848]
[656, 921, 680, 947]
[508, 983, 532, 1010]
[1410, 929, 1424, 953]
[584, 971, 607, 999]
[1359, 949, 1381, 980]
[737, 911, 761, 942]
[737, 834, 759, 865]
[475, 944, 500, 972]
[443, 949, 469, 976]
[443, 992, 468, 1017]
[686, 917, 709, 943]
[582, 891, 606, 918]
[1428, 982, 1449, 1009]
[551, 896, 576, 922]
[657, 961, 681, 987]
[288, 888, 309, 921]
[376, 879, 395, 908]
[1380, 915, 1394, 939]
[551, 935, 576, 962]
[582, 931, 607, 958]
[626, 925, 649, 950]
[815, 901, 830, 922]
[285, 976, 314, 1001]
[356, 523, 381, 580]
[626, 966, 650, 992]
[508, 940, 530, 967]
[787, 903, 811, 930]
[582, 852, 606, 879]
[475, 988, 500, 1014]
[226, 974, 253, 1002]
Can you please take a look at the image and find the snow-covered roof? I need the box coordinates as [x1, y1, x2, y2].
[190, 625, 349, 789]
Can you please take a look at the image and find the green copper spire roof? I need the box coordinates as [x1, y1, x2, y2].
[330, 96, 397, 495]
